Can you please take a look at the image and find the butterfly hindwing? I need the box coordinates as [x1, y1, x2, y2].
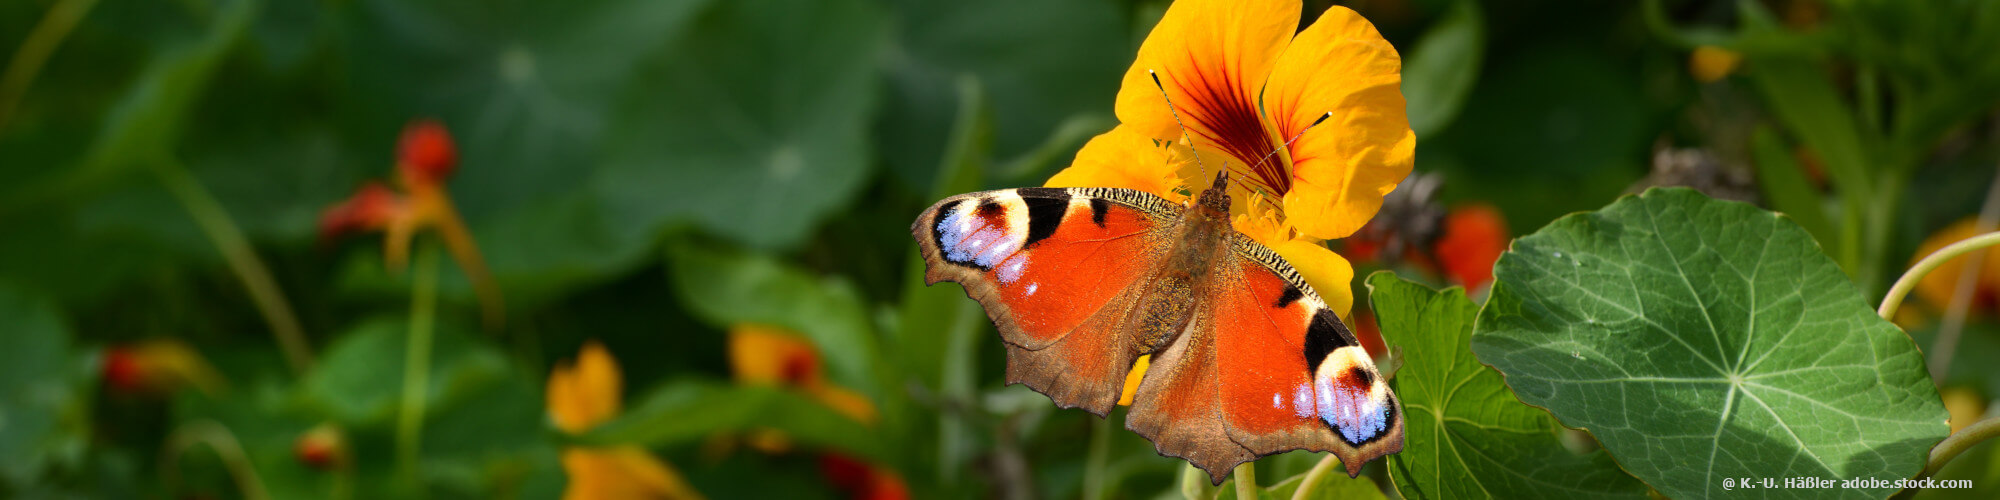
[912, 187, 1181, 415]
[1127, 235, 1404, 483]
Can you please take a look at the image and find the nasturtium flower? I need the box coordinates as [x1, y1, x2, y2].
[102, 339, 226, 396]
[725, 325, 907, 499]
[1909, 218, 2000, 315]
[547, 341, 704, 500]
[320, 119, 505, 329]
[1689, 45, 1742, 83]
[728, 324, 877, 426]
[294, 422, 348, 471]
[1432, 203, 1508, 290]
[1054, 0, 1411, 405]
[1113, 0, 1415, 243]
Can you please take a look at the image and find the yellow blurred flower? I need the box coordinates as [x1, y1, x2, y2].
[547, 341, 704, 500]
[102, 338, 226, 396]
[1909, 218, 2000, 316]
[1689, 45, 1742, 83]
[728, 324, 878, 426]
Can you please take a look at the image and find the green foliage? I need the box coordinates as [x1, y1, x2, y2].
[8, 0, 2000, 497]
[1473, 188, 1949, 499]
[0, 286, 91, 486]
[1368, 272, 1646, 499]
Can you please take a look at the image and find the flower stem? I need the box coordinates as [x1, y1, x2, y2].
[1925, 163, 2000, 382]
[155, 158, 314, 374]
[160, 419, 269, 500]
[1233, 461, 1257, 499]
[0, 0, 97, 129]
[396, 243, 439, 496]
[1288, 455, 1342, 500]
[1877, 231, 2000, 321]
[1922, 414, 2000, 478]
[1083, 414, 1110, 500]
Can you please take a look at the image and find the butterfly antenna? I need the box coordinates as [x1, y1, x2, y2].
[1149, 70, 1212, 184]
[1246, 112, 1333, 175]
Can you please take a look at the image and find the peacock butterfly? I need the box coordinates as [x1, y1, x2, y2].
[910, 170, 1404, 484]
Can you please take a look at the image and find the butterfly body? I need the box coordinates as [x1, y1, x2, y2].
[912, 173, 1403, 483]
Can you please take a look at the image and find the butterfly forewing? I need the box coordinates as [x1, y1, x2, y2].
[911, 187, 1181, 414]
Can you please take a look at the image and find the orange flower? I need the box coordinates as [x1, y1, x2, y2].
[726, 325, 906, 499]
[547, 341, 704, 500]
[728, 324, 877, 427]
[1052, 0, 1410, 404]
[294, 422, 349, 471]
[320, 119, 505, 329]
[102, 339, 226, 396]
[1112, 0, 1414, 242]
[1910, 218, 2000, 314]
[1689, 46, 1742, 83]
[1433, 203, 1508, 290]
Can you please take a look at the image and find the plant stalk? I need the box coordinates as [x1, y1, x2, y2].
[0, 0, 98, 129]
[1233, 461, 1257, 499]
[1083, 414, 1110, 500]
[160, 419, 269, 500]
[1926, 164, 2000, 381]
[1289, 454, 1343, 500]
[396, 243, 440, 496]
[1923, 415, 2000, 478]
[1878, 232, 2000, 321]
[155, 158, 314, 374]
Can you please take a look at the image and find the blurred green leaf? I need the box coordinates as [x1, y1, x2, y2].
[1745, 58, 1874, 201]
[45, 0, 252, 199]
[895, 75, 995, 481]
[1402, 0, 1484, 138]
[877, 0, 1128, 189]
[1748, 127, 1836, 248]
[300, 317, 509, 426]
[667, 242, 884, 398]
[1471, 188, 1947, 499]
[1367, 272, 1644, 499]
[580, 379, 887, 462]
[595, 0, 885, 251]
[0, 285, 90, 487]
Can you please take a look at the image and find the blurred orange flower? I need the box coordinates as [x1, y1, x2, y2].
[1909, 218, 2000, 315]
[726, 324, 906, 499]
[547, 341, 704, 500]
[294, 422, 348, 471]
[320, 119, 504, 329]
[1689, 46, 1742, 83]
[102, 338, 226, 396]
[728, 324, 877, 425]
[1433, 203, 1509, 290]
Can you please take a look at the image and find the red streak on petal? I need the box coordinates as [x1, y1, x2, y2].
[1167, 52, 1287, 196]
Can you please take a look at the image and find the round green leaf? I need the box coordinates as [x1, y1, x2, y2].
[595, 0, 885, 251]
[0, 285, 88, 486]
[1471, 188, 1948, 499]
[1368, 272, 1645, 499]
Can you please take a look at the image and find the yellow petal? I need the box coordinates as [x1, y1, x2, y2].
[1271, 239, 1355, 317]
[1045, 125, 1187, 202]
[561, 446, 706, 500]
[810, 385, 880, 425]
[728, 324, 823, 387]
[1117, 354, 1151, 406]
[1944, 386, 1986, 434]
[548, 340, 623, 433]
[1689, 46, 1742, 83]
[1115, 0, 1298, 170]
[136, 339, 229, 396]
[1263, 6, 1415, 240]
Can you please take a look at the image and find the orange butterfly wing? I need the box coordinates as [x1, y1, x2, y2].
[912, 187, 1180, 415]
[1126, 236, 1403, 483]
